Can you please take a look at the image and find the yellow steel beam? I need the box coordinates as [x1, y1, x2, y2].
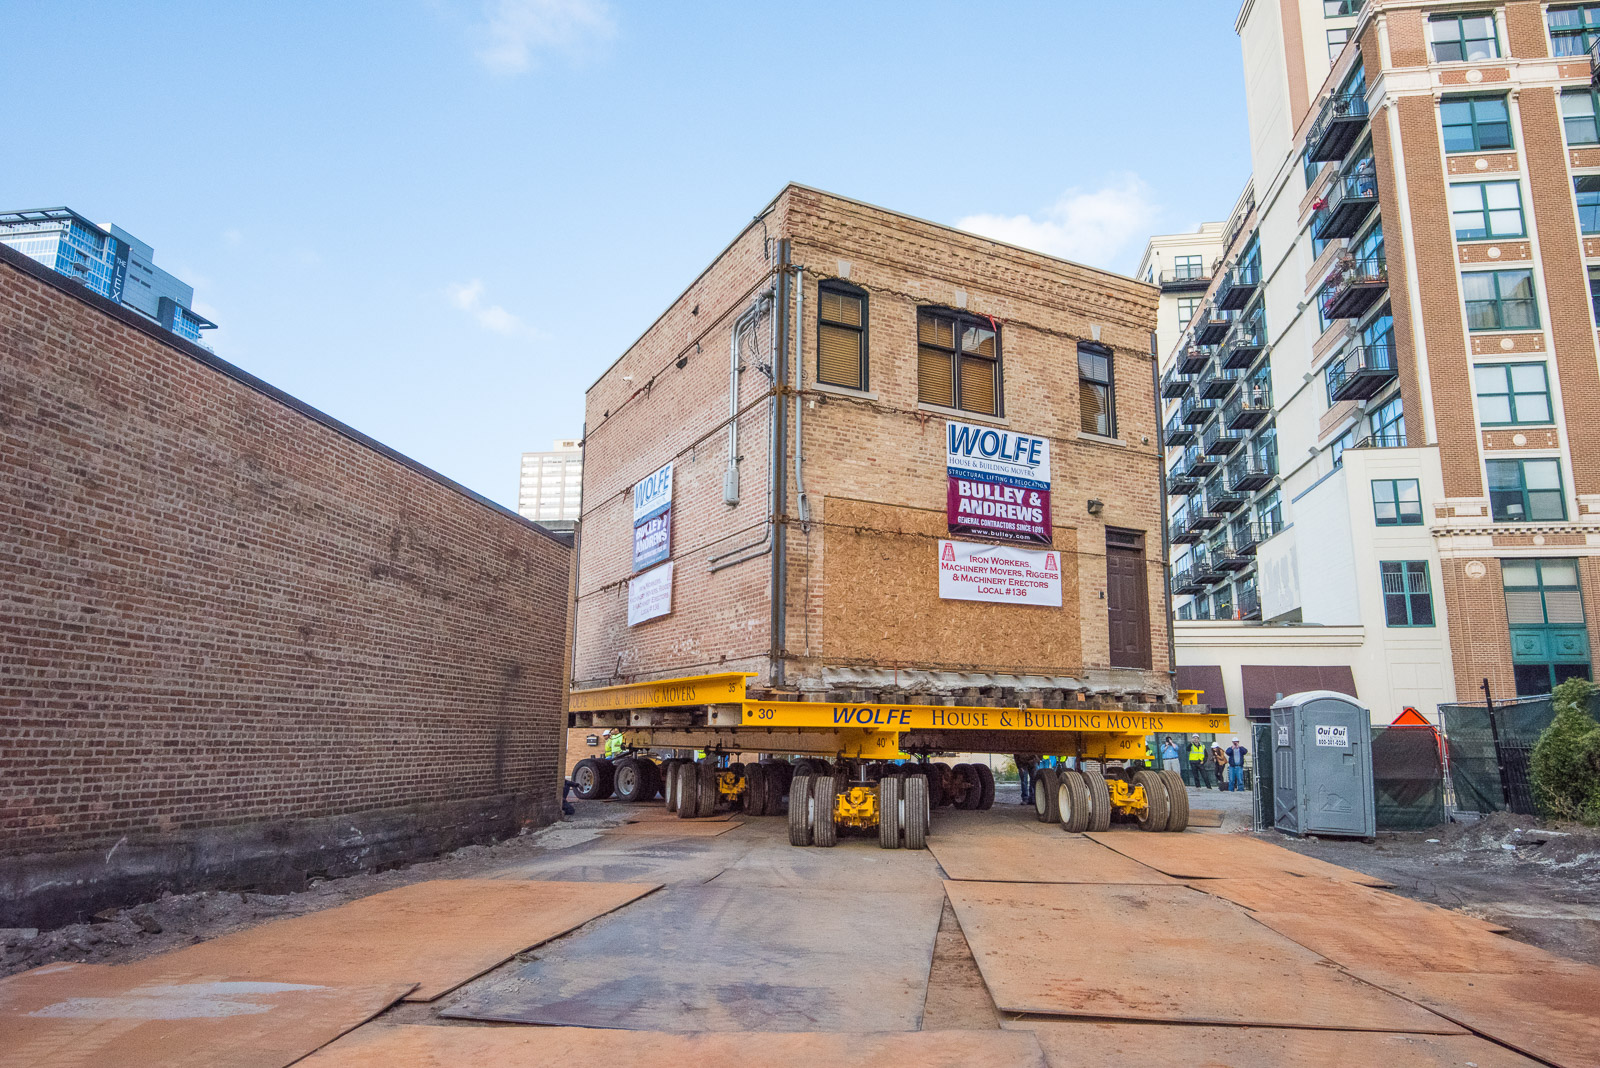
[569, 672, 754, 713]
[721, 700, 1228, 735]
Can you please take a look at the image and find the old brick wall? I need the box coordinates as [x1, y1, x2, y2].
[0, 248, 571, 927]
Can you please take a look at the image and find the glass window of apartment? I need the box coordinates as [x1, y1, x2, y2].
[1441, 95, 1513, 152]
[817, 281, 867, 390]
[1324, 0, 1359, 13]
[1304, 151, 1325, 192]
[1549, 4, 1600, 57]
[1373, 479, 1424, 525]
[1370, 394, 1406, 446]
[1561, 89, 1600, 145]
[1504, 558, 1592, 695]
[1176, 295, 1202, 325]
[1328, 28, 1351, 62]
[1488, 458, 1567, 522]
[1079, 343, 1115, 436]
[1173, 254, 1204, 280]
[1463, 269, 1538, 330]
[918, 310, 1000, 416]
[1449, 181, 1525, 240]
[1177, 601, 1195, 621]
[1212, 588, 1234, 621]
[1576, 176, 1600, 233]
[1474, 363, 1553, 425]
[1382, 561, 1436, 627]
[1258, 488, 1283, 535]
[1428, 13, 1499, 61]
[1332, 425, 1358, 467]
[1590, 266, 1600, 323]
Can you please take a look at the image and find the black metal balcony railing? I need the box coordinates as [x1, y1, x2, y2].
[1215, 263, 1261, 312]
[1184, 442, 1220, 478]
[1179, 392, 1218, 426]
[1230, 522, 1260, 557]
[1207, 484, 1247, 516]
[1220, 314, 1267, 370]
[1173, 567, 1205, 596]
[1312, 169, 1379, 241]
[1159, 265, 1214, 292]
[1307, 89, 1371, 163]
[1591, 37, 1599, 88]
[1259, 507, 1286, 540]
[1164, 411, 1196, 447]
[1224, 382, 1273, 431]
[1193, 549, 1226, 584]
[1171, 508, 1204, 544]
[1202, 421, 1246, 458]
[1351, 429, 1409, 450]
[1238, 585, 1263, 620]
[1326, 342, 1398, 403]
[1187, 503, 1223, 532]
[1217, 540, 1256, 571]
[1319, 254, 1389, 319]
[1194, 306, 1233, 345]
[1161, 367, 1193, 399]
[1200, 364, 1241, 400]
[1177, 343, 1214, 376]
[1227, 451, 1277, 492]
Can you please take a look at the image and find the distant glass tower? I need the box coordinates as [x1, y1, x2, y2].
[519, 439, 583, 532]
[0, 207, 216, 345]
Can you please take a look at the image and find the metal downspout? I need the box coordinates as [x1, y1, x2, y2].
[1152, 335, 1177, 685]
[771, 240, 791, 689]
[792, 263, 809, 524]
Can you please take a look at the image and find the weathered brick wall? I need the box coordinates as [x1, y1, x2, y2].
[0, 248, 571, 926]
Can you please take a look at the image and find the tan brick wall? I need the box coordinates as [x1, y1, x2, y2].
[1385, 8, 1429, 68]
[1438, 557, 1516, 698]
[1504, 0, 1549, 60]
[1368, 99, 1432, 455]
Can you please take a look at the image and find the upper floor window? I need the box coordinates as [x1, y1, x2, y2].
[1371, 394, 1406, 447]
[1078, 343, 1116, 437]
[1332, 425, 1358, 467]
[1504, 559, 1585, 626]
[1173, 254, 1204, 279]
[1373, 479, 1424, 525]
[1549, 4, 1600, 57]
[1441, 95, 1512, 153]
[917, 309, 999, 416]
[1381, 562, 1436, 627]
[1590, 266, 1600, 324]
[1475, 363, 1553, 426]
[817, 281, 867, 390]
[1450, 181, 1525, 240]
[1561, 89, 1600, 145]
[1428, 13, 1500, 62]
[1576, 176, 1600, 233]
[1324, 0, 1360, 14]
[1176, 295, 1202, 326]
[1463, 269, 1538, 331]
[1488, 458, 1567, 522]
[1328, 28, 1352, 62]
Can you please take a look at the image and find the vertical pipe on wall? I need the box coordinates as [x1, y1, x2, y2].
[793, 263, 809, 524]
[771, 240, 791, 689]
[1152, 333, 1177, 684]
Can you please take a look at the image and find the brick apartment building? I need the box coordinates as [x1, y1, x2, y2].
[573, 185, 1167, 710]
[1143, 0, 1600, 728]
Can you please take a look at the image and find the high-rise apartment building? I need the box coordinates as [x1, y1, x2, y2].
[1150, 0, 1600, 728]
[0, 208, 215, 345]
[518, 439, 583, 531]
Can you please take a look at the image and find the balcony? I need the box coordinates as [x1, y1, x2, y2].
[1351, 428, 1409, 450]
[1224, 382, 1273, 431]
[1217, 540, 1256, 572]
[1159, 265, 1213, 292]
[1173, 567, 1205, 596]
[1194, 307, 1233, 345]
[1202, 421, 1245, 458]
[1306, 89, 1370, 163]
[1312, 169, 1379, 241]
[1164, 411, 1196, 447]
[1171, 508, 1204, 545]
[1182, 443, 1220, 478]
[1168, 470, 1199, 496]
[1179, 392, 1218, 426]
[1220, 314, 1266, 370]
[1326, 342, 1398, 403]
[1227, 452, 1277, 493]
[1187, 505, 1223, 532]
[1192, 549, 1226, 584]
[1207, 484, 1247, 516]
[1259, 507, 1286, 540]
[1215, 263, 1261, 311]
[1319, 254, 1388, 319]
[1229, 522, 1260, 557]
[1591, 37, 1599, 88]
[1200, 364, 1241, 400]
[1176, 343, 1213, 376]
[1238, 584, 1262, 620]
[1161, 367, 1193, 399]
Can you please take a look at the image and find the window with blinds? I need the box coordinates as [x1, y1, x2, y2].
[917, 309, 1000, 415]
[1078, 343, 1114, 436]
[817, 282, 867, 390]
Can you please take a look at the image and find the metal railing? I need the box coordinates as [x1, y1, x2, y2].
[1319, 254, 1389, 318]
[1306, 89, 1371, 162]
[1325, 341, 1397, 402]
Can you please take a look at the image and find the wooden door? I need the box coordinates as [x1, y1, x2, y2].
[1106, 529, 1152, 669]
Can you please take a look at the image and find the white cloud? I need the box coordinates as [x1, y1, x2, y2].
[446, 280, 537, 338]
[474, 0, 615, 74]
[955, 175, 1160, 272]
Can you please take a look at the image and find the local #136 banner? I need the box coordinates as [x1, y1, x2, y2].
[945, 420, 1051, 546]
[632, 461, 673, 572]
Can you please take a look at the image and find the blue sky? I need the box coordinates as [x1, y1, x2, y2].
[3, 1, 1250, 511]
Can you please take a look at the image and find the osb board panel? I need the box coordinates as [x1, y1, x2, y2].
[303, 1024, 1048, 1067]
[1204, 877, 1515, 934]
[1250, 908, 1571, 976]
[820, 498, 1083, 675]
[602, 819, 743, 836]
[142, 879, 658, 1001]
[945, 882, 1460, 1032]
[1346, 966, 1600, 1068]
[1085, 831, 1391, 885]
[443, 884, 945, 1032]
[623, 809, 737, 822]
[929, 833, 1174, 884]
[1187, 809, 1223, 827]
[0, 962, 409, 1068]
[1006, 1019, 1541, 1068]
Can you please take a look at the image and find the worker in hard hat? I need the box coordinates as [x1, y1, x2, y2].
[604, 730, 624, 760]
[1187, 736, 1208, 788]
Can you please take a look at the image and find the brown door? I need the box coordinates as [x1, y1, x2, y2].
[1106, 529, 1152, 669]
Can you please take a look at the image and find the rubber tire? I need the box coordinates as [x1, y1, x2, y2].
[1133, 769, 1170, 832]
[663, 761, 681, 812]
[745, 763, 768, 816]
[572, 757, 613, 801]
[788, 774, 813, 846]
[932, 763, 954, 807]
[878, 775, 901, 849]
[975, 762, 996, 810]
[812, 775, 839, 847]
[697, 762, 718, 818]
[1082, 766, 1113, 832]
[612, 757, 645, 803]
[904, 773, 929, 850]
[636, 759, 660, 801]
[1160, 769, 1190, 832]
[1033, 768, 1061, 823]
[765, 764, 787, 813]
[921, 767, 944, 809]
[676, 763, 701, 819]
[951, 764, 977, 810]
[1058, 769, 1092, 833]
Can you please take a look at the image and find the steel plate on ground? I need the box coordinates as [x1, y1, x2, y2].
[708, 838, 945, 891]
[1247, 907, 1563, 975]
[1187, 809, 1224, 827]
[1344, 965, 1600, 1068]
[1005, 1019, 1541, 1067]
[929, 833, 1174, 884]
[1085, 831, 1391, 884]
[1204, 877, 1520, 935]
[302, 1024, 1048, 1067]
[443, 883, 945, 1032]
[603, 820, 743, 836]
[141, 879, 658, 1001]
[491, 842, 737, 885]
[945, 881, 1460, 1032]
[0, 962, 410, 1068]
[623, 809, 738, 822]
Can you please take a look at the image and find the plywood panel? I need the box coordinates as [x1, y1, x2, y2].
[145, 879, 658, 1001]
[1085, 831, 1391, 885]
[929, 833, 1174, 884]
[945, 881, 1459, 1032]
[0, 962, 408, 1068]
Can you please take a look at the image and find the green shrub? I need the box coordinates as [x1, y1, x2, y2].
[1529, 677, 1600, 824]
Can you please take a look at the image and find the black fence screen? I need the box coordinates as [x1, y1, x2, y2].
[1433, 693, 1599, 815]
[1370, 725, 1446, 829]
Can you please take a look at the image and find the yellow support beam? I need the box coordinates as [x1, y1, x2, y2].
[569, 672, 754, 713]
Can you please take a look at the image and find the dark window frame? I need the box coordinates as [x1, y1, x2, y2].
[1487, 457, 1568, 523]
[1549, 4, 1600, 56]
[916, 307, 1004, 417]
[815, 279, 869, 391]
[1079, 341, 1116, 437]
[1449, 180, 1526, 240]
[1561, 88, 1600, 145]
[1440, 94, 1514, 153]
[1463, 268, 1539, 331]
[1372, 478, 1424, 526]
[1427, 12, 1501, 62]
[1576, 175, 1600, 234]
[1474, 362, 1553, 427]
[1381, 560, 1436, 627]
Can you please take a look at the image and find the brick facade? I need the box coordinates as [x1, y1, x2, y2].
[0, 247, 571, 927]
